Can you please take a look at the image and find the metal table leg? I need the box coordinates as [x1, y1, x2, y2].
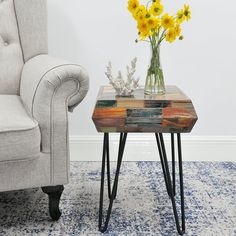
[99, 132, 185, 235]
[99, 133, 127, 233]
[155, 133, 185, 235]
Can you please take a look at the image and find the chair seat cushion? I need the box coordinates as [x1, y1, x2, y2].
[0, 95, 40, 162]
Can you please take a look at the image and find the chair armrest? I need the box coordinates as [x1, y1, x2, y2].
[20, 54, 89, 114]
[20, 54, 89, 184]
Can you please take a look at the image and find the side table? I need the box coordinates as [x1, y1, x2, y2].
[92, 86, 198, 235]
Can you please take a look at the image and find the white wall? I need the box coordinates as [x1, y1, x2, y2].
[47, 0, 236, 161]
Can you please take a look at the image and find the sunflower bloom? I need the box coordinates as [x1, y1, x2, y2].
[137, 20, 150, 35]
[128, 0, 139, 14]
[161, 14, 175, 30]
[147, 17, 159, 30]
[176, 9, 185, 24]
[149, 2, 164, 17]
[183, 4, 191, 21]
[166, 28, 176, 43]
[175, 24, 181, 37]
[134, 5, 147, 21]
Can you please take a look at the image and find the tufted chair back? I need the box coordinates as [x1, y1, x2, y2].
[0, 0, 47, 95]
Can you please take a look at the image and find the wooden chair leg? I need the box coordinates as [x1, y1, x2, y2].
[42, 185, 64, 221]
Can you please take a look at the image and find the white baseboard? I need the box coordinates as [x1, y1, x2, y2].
[69, 134, 236, 162]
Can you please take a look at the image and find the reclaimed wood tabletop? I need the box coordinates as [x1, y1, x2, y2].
[92, 86, 198, 133]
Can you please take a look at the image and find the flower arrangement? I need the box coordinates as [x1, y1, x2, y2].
[127, 0, 191, 94]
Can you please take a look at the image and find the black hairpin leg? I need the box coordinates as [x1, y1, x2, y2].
[155, 133, 185, 235]
[171, 133, 176, 196]
[99, 133, 127, 233]
[106, 134, 111, 199]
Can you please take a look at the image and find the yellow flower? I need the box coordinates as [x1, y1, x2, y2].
[137, 19, 154, 40]
[139, 31, 152, 40]
[149, 2, 164, 17]
[153, 18, 161, 32]
[127, 0, 191, 44]
[147, 17, 155, 28]
[176, 9, 185, 24]
[134, 5, 147, 21]
[166, 28, 176, 43]
[161, 14, 175, 30]
[175, 24, 181, 37]
[128, 0, 139, 14]
[147, 17, 160, 31]
[137, 20, 150, 34]
[183, 4, 191, 21]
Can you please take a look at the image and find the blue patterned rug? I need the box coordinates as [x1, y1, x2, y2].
[0, 162, 235, 236]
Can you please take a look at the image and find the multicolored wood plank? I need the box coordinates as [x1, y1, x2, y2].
[92, 86, 198, 133]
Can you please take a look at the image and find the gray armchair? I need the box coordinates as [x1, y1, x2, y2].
[0, 0, 89, 220]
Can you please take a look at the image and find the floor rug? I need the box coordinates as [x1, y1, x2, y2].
[0, 162, 235, 236]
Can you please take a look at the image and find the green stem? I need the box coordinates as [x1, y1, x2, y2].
[158, 35, 166, 45]
[158, 29, 166, 45]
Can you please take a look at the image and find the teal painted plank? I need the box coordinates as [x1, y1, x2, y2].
[96, 100, 117, 108]
[127, 108, 162, 118]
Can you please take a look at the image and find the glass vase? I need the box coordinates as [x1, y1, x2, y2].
[144, 44, 166, 95]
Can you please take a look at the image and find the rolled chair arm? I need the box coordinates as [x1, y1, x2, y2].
[20, 54, 89, 114]
[20, 54, 89, 184]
